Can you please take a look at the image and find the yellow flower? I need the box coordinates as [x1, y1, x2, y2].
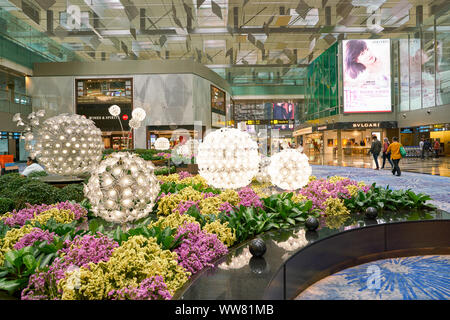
[323, 197, 350, 217]
[179, 175, 209, 189]
[291, 193, 308, 203]
[218, 189, 240, 206]
[158, 173, 180, 184]
[203, 221, 236, 247]
[30, 208, 76, 225]
[179, 186, 203, 202]
[328, 176, 347, 184]
[58, 236, 190, 300]
[149, 212, 198, 231]
[345, 185, 360, 197]
[156, 193, 183, 216]
[0, 225, 34, 265]
[199, 197, 223, 216]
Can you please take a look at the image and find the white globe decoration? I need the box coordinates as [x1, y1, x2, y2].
[268, 149, 311, 190]
[131, 108, 146, 121]
[84, 152, 160, 224]
[31, 114, 103, 176]
[108, 105, 121, 117]
[197, 128, 260, 189]
[128, 118, 141, 129]
[154, 137, 170, 150]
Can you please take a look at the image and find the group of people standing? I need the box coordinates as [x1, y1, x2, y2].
[368, 135, 403, 176]
[419, 138, 441, 159]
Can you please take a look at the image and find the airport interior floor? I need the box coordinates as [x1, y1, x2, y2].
[308, 154, 450, 177]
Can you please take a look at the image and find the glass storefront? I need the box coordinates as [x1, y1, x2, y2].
[75, 78, 133, 150]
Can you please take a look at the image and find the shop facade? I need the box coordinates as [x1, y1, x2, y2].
[27, 60, 232, 150]
[294, 121, 398, 157]
[400, 123, 450, 156]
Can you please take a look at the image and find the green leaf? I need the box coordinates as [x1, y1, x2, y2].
[89, 219, 99, 234]
[23, 255, 36, 271]
[39, 253, 55, 269]
[4, 251, 18, 268]
[286, 217, 295, 225]
[0, 279, 22, 293]
[377, 202, 385, 209]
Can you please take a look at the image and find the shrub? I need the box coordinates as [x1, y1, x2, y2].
[58, 184, 85, 203]
[13, 181, 61, 209]
[0, 198, 15, 215]
[27, 171, 48, 178]
[0, 173, 30, 199]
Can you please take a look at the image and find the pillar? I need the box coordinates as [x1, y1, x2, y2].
[337, 129, 342, 161]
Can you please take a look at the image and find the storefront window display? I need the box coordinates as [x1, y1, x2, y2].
[76, 78, 133, 150]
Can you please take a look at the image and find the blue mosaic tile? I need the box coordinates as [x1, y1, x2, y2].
[297, 255, 450, 300]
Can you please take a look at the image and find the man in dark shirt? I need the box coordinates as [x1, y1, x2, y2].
[368, 135, 382, 170]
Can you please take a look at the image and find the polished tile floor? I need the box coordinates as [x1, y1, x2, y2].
[297, 255, 450, 300]
[308, 153, 450, 177]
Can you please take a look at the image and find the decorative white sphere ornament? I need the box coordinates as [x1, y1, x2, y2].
[154, 137, 170, 150]
[84, 152, 160, 224]
[268, 149, 312, 190]
[108, 105, 121, 117]
[197, 128, 260, 189]
[31, 114, 103, 176]
[131, 108, 146, 121]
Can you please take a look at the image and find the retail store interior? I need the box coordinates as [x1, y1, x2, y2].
[0, 0, 449, 304]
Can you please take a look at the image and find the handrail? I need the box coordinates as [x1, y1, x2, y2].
[0, 88, 32, 105]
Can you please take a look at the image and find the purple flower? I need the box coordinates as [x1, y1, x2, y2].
[14, 228, 55, 250]
[3, 202, 87, 227]
[219, 202, 233, 214]
[174, 222, 228, 275]
[176, 200, 199, 215]
[238, 187, 263, 208]
[108, 276, 172, 300]
[178, 171, 193, 180]
[21, 233, 118, 300]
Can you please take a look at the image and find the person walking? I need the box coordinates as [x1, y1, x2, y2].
[368, 135, 382, 170]
[433, 139, 440, 158]
[419, 138, 425, 160]
[423, 138, 431, 158]
[381, 137, 393, 169]
[387, 136, 402, 176]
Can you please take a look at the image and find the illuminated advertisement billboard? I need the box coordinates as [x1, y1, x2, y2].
[343, 39, 391, 113]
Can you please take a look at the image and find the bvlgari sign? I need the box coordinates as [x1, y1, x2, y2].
[352, 122, 381, 128]
[313, 121, 397, 131]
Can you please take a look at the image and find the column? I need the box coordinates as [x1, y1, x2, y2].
[337, 129, 342, 161]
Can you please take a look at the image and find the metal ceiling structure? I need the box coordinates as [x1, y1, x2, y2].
[0, 0, 449, 85]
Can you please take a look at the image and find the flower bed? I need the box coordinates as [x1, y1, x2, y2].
[0, 172, 436, 300]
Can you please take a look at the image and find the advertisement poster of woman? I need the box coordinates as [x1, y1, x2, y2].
[343, 39, 391, 113]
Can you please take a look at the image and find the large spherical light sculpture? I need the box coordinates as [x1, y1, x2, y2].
[197, 128, 259, 189]
[268, 149, 311, 190]
[31, 114, 104, 176]
[154, 137, 170, 150]
[84, 152, 160, 224]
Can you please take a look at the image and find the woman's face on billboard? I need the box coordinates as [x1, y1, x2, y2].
[356, 47, 377, 66]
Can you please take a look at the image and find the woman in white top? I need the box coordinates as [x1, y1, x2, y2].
[21, 157, 45, 177]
